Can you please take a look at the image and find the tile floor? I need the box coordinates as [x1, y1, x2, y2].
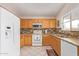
[20, 46, 52, 56]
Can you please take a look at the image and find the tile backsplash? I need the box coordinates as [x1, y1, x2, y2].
[20, 28, 79, 38]
[20, 28, 32, 34]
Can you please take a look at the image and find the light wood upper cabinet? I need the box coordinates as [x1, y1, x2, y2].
[25, 20, 30, 28]
[20, 19, 26, 28]
[24, 34, 32, 46]
[49, 19, 57, 28]
[42, 19, 50, 28]
[28, 19, 32, 28]
[38, 19, 43, 23]
[29, 21, 32, 28]
[20, 19, 28, 28]
[32, 19, 43, 24]
[20, 18, 57, 28]
[20, 19, 32, 28]
[42, 19, 58, 28]
[33, 19, 38, 23]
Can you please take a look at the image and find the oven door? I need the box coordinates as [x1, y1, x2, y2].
[32, 34, 42, 46]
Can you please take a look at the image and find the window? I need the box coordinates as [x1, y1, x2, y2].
[62, 15, 79, 31]
[61, 7, 79, 31]
[62, 14, 71, 31]
[72, 19, 79, 31]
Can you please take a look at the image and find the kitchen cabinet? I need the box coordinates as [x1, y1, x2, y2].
[25, 20, 30, 28]
[24, 34, 32, 46]
[43, 35, 61, 56]
[28, 19, 33, 28]
[42, 19, 50, 28]
[20, 19, 26, 28]
[33, 19, 38, 23]
[20, 19, 32, 28]
[32, 19, 43, 28]
[38, 19, 43, 23]
[49, 19, 57, 28]
[50, 35, 61, 56]
[20, 19, 57, 29]
[77, 47, 79, 56]
[20, 34, 25, 47]
[61, 40, 77, 56]
[20, 34, 32, 46]
[43, 35, 51, 46]
[33, 19, 50, 28]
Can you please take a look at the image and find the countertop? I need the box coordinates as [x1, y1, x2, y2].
[51, 34, 79, 47]
[20, 32, 79, 47]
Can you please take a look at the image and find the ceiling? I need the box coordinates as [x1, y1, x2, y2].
[0, 3, 65, 18]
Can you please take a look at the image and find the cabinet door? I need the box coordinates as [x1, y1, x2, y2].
[24, 35, 28, 46]
[38, 19, 42, 23]
[24, 20, 29, 28]
[28, 35, 32, 46]
[42, 19, 50, 28]
[34, 19, 38, 23]
[61, 40, 77, 56]
[28, 19, 33, 28]
[50, 36, 61, 56]
[24, 34, 32, 46]
[49, 19, 56, 28]
[77, 47, 79, 56]
[43, 35, 51, 46]
[20, 20, 26, 28]
[43, 35, 61, 55]
[20, 34, 25, 47]
[20, 19, 32, 28]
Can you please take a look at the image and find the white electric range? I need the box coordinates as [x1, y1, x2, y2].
[32, 30, 42, 46]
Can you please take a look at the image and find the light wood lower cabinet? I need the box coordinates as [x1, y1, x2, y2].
[20, 34, 32, 47]
[77, 47, 79, 56]
[43, 35, 79, 56]
[21, 34, 79, 56]
[43, 35, 61, 56]
[50, 35, 61, 56]
[24, 34, 32, 46]
[43, 35, 51, 46]
[20, 34, 25, 47]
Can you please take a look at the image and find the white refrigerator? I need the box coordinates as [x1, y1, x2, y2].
[0, 7, 20, 56]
